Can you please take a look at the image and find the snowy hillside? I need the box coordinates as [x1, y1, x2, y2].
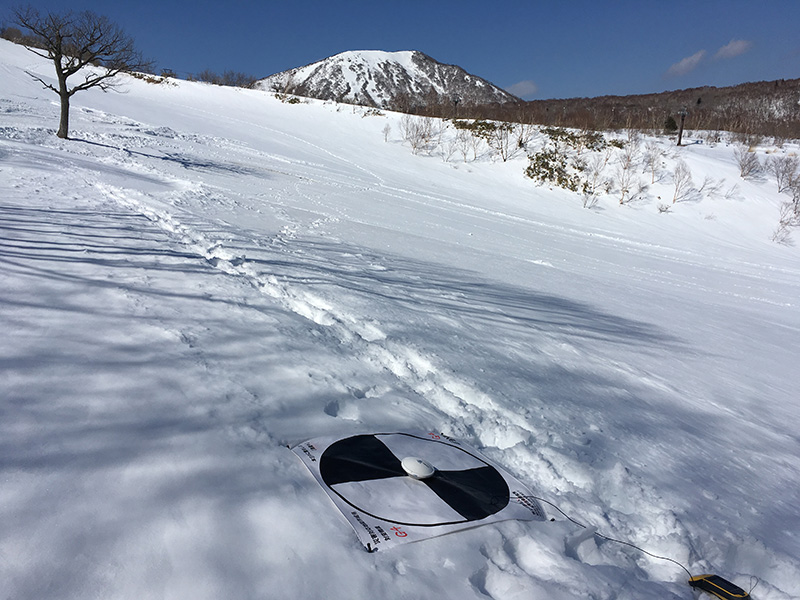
[1, 37, 800, 600]
[257, 49, 519, 109]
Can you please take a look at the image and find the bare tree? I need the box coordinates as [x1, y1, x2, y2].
[672, 160, 694, 203]
[615, 141, 639, 205]
[616, 159, 634, 205]
[193, 69, 257, 88]
[765, 154, 799, 193]
[792, 180, 800, 213]
[399, 115, 434, 154]
[585, 150, 611, 197]
[453, 128, 472, 162]
[513, 123, 535, 152]
[488, 122, 514, 162]
[772, 202, 800, 244]
[733, 145, 761, 179]
[581, 151, 611, 209]
[12, 6, 151, 139]
[642, 141, 664, 184]
[443, 136, 459, 163]
[468, 129, 483, 161]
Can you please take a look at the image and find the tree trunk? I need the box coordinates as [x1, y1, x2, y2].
[677, 112, 686, 146]
[57, 92, 70, 139]
[54, 60, 70, 139]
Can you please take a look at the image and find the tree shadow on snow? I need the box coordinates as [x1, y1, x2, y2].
[255, 237, 683, 350]
[72, 137, 269, 177]
[0, 198, 312, 597]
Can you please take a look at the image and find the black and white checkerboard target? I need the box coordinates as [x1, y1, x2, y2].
[292, 431, 546, 551]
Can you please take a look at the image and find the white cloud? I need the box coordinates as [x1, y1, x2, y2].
[506, 80, 538, 99]
[666, 50, 706, 77]
[714, 39, 753, 60]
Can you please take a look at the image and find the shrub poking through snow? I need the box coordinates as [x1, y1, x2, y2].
[765, 154, 799, 193]
[734, 144, 761, 179]
[525, 147, 584, 192]
[452, 119, 521, 162]
[400, 115, 435, 154]
[525, 127, 618, 198]
[672, 160, 694, 203]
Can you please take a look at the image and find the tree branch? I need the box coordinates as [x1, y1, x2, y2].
[23, 70, 58, 94]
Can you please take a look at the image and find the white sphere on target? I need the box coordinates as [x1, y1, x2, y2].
[401, 456, 435, 480]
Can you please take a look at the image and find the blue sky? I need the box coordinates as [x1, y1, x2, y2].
[4, 0, 799, 99]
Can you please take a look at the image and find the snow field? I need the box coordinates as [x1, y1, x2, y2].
[1, 38, 799, 599]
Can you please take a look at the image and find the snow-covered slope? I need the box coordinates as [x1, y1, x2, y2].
[257, 49, 519, 109]
[2, 38, 799, 600]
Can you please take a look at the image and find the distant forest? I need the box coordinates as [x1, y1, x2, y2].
[417, 79, 800, 140]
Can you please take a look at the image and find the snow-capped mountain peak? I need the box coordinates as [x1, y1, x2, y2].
[257, 49, 519, 110]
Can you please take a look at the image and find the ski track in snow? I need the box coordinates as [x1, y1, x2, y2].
[67, 108, 528, 451]
[96, 179, 536, 452]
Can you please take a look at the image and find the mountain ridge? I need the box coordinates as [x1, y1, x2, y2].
[256, 49, 520, 111]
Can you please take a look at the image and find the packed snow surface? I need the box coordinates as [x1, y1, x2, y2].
[1, 38, 799, 599]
